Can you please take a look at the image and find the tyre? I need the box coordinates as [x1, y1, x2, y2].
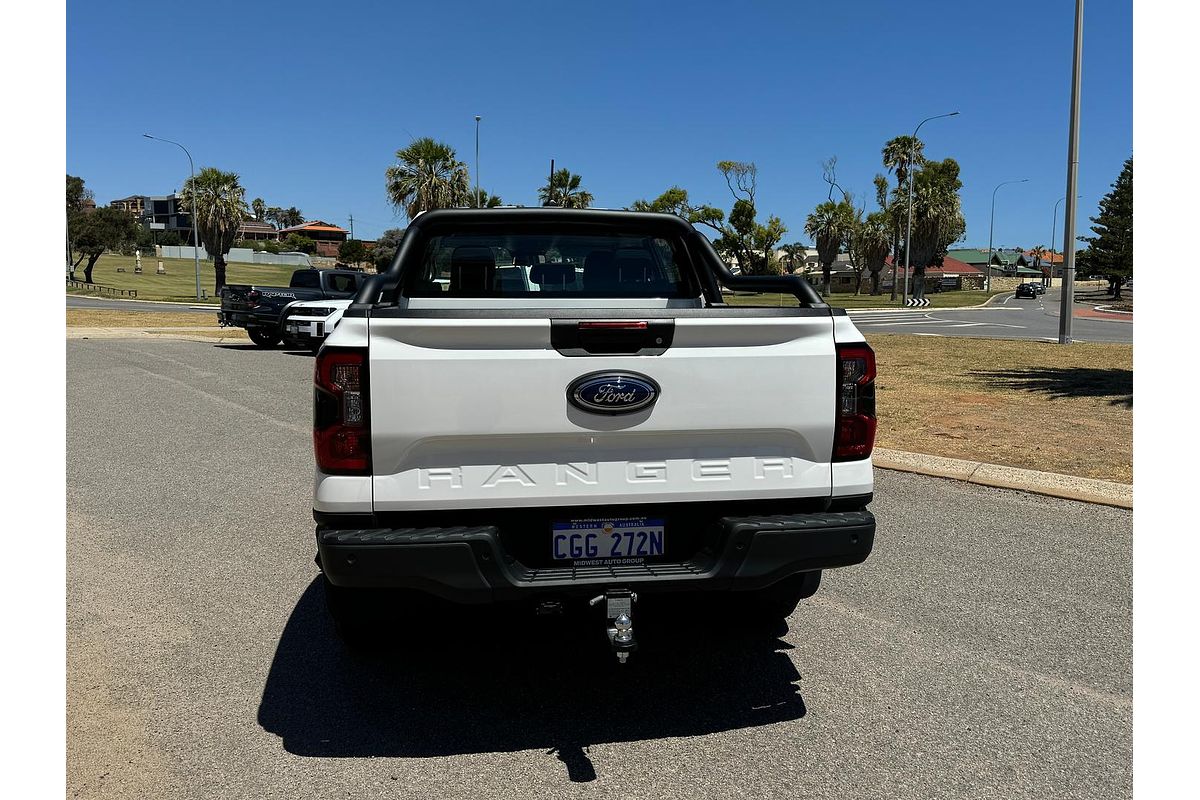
[322, 576, 389, 651]
[247, 328, 281, 348]
[322, 577, 437, 652]
[738, 571, 822, 624]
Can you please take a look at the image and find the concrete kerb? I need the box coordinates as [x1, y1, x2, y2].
[873, 447, 1132, 509]
[66, 327, 248, 344]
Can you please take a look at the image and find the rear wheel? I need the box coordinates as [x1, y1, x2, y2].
[740, 571, 822, 623]
[323, 578, 385, 650]
[247, 328, 281, 348]
[322, 577, 437, 652]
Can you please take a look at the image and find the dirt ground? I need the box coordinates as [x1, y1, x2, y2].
[67, 309, 221, 328]
[871, 335, 1132, 483]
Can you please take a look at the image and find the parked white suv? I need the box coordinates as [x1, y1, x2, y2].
[280, 299, 352, 351]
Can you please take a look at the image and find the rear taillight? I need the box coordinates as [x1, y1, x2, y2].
[246, 289, 261, 309]
[833, 342, 877, 462]
[314, 348, 370, 474]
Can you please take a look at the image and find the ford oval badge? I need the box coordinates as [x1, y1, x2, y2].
[568, 372, 660, 415]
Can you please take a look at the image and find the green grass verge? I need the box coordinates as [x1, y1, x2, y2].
[722, 290, 1004, 309]
[66, 254, 302, 304]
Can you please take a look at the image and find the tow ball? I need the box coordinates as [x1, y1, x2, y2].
[589, 589, 638, 664]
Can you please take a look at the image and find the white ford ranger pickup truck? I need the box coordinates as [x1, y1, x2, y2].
[312, 208, 876, 661]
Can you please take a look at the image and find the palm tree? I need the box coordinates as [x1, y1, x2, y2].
[539, 168, 593, 208]
[805, 200, 855, 296]
[385, 137, 472, 220]
[251, 197, 266, 221]
[178, 167, 248, 293]
[906, 159, 966, 302]
[882, 135, 925, 190]
[470, 189, 504, 208]
[1029, 245, 1049, 285]
[279, 207, 304, 229]
[849, 211, 892, 295]
[779, 242, 807, 274]
[882, 136, 925, 299]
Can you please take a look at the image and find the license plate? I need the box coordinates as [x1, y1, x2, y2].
[551, 517, 665, 561]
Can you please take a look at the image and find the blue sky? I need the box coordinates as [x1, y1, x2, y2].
[67, 0, 1131, 249]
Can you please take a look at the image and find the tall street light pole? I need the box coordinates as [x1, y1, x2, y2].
[985, 178, 1029, 292]
[1051, 194, 1080, 285]
[902, 111, 959, 304]
[1058, 0, 1084, 345]
[474, 115, 482, 208]
[144, 134, 202, 300]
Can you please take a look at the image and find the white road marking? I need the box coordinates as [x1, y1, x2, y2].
[856, 319, 947, 326]
[944, 321, 1027, 329]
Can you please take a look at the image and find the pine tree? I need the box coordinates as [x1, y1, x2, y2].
[1077, 158, 1132, 299]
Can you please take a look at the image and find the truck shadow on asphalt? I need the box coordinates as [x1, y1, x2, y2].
[257, 579, 807, 782]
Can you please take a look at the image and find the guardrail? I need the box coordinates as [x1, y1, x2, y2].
[66, 280, 137, 299]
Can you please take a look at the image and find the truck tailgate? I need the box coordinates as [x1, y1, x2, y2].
[367, 313, 836, 511]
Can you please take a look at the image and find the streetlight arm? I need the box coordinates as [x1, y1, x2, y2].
[143, 134, 194, 174]
[901, 111, 958, 304]
[145, 133, 202, 300]
[985, 178, 1030, 290]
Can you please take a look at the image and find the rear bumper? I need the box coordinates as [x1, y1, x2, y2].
[281, 318, 328, 347]
[217, 308, 277, 330]
[317, 510, 874, 603]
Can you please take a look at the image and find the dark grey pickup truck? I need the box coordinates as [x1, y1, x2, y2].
[218, 268, 364, 347]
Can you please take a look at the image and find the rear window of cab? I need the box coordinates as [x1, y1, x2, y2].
[403, 232, 700, 298]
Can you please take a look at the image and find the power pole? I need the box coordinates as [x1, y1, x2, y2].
[348, 213, 354, 240]
[474, 115, 482, 208]
[1058, 0, 1084, 345]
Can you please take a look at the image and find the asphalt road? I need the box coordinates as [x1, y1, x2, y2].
[66, 339, 1131, 799]
[849, 287, 1132, 343]
[66, 295, 217, 313]
[66, 289, 1132, 344]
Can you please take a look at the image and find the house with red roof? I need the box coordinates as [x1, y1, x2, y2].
[277, 220, 349, 257]
[879, 254, 986, 292]
[1026, 249, 1065, 278]
[808, 253, 985, 294]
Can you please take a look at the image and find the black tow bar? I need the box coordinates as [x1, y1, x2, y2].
[589, 589, 638, 663]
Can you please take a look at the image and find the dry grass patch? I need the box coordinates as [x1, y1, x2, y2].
[67, 309, 220, 328]
[870, 334, 1131, 483]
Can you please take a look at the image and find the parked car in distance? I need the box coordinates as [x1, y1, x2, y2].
[281, 299, 352, 351]
[219, 268, 365, 348]
[1015, 283, 1039, 298]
